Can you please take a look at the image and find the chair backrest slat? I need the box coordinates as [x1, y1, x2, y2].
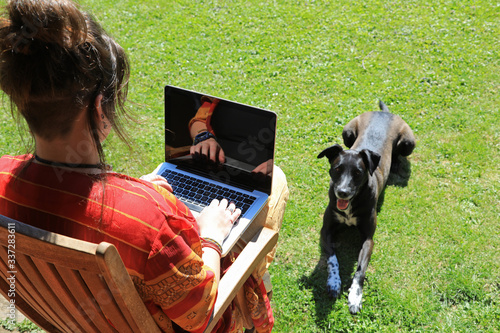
[80, 271, 133, 333]
[55, 266, 116, 333]
[0, 276, 61, 332]
[15, 253, 79, 331]
[0, 248, 66, 332]
[33, 258, 108, 333]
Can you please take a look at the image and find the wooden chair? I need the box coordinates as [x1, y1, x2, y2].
[0, 214, 278, 333]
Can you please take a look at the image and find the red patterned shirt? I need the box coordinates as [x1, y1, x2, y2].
[0, 154, 217, 332]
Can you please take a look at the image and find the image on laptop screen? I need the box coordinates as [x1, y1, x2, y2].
[164, 86, 276, 195]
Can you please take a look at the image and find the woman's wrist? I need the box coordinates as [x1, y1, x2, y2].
[201, 237, 223, 257]
[200, 233, 224, 244]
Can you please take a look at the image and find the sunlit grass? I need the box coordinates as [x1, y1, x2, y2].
[1, 0, 499, 332]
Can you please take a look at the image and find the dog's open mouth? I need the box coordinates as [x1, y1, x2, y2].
[337, 199, 350, 211]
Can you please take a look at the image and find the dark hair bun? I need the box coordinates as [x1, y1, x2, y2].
[1, 0, 87, 55]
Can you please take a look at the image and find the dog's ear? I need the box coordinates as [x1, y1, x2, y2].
[360, 149, 381, 175]
[317, 144, 343, 162]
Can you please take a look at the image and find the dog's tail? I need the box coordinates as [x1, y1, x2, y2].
[379, 100, 390, 112]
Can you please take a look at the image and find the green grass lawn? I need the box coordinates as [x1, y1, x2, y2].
[1, 0, 499, 332]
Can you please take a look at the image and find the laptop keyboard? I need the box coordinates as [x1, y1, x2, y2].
[160, 169, 257, 214]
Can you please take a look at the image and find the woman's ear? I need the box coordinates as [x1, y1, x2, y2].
[94, 94, 104, 120]
[94, 94, 111, 140]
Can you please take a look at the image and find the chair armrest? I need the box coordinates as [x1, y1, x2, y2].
[204, 227, 278, 332]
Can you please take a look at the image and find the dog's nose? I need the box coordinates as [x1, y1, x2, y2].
[336, 188, 350, 199]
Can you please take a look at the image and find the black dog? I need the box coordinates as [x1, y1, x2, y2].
[317, 101, 415, 314]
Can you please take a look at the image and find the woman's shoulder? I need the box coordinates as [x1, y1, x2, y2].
[0, 154, 31, 164]
[0, 154, 32, 172]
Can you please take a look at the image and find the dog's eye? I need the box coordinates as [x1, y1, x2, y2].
[354, 170, 362, 176]
[334, 167, 341, 173]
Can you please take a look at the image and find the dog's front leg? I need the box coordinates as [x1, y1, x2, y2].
[348, 219, 376, 314]
[326, 252, 342, 298]
[348, 238, 374, 313]
[321, 207, 342, 298]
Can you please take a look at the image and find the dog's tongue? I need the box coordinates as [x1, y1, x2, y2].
[337, 199, 349, 210]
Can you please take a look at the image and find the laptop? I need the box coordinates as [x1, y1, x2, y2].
[153, 85, 277, 256]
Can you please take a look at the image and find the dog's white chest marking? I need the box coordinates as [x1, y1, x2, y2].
[333, 209, 358, 226]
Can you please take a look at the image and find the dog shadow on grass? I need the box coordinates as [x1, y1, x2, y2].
[299, 156, 412, 326]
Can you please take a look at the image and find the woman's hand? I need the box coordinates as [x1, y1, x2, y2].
[197, 198, 241, 244]
[190, 138, 226, 164]
[140, 174, 173, 193]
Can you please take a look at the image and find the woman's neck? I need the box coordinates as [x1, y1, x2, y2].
[35, 138, 100, 165]
[34, 110, 101, 166]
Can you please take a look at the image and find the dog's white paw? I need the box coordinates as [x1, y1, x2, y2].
[348, 281, 363, 314]
[326, 255, 341, 298]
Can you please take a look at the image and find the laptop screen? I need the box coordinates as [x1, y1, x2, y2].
[164, 85, 276, 195]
